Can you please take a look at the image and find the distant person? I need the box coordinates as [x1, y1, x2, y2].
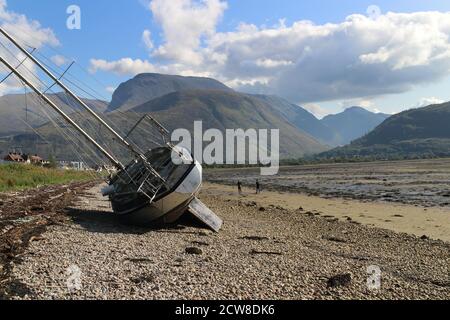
[256, 179, 261, 194]
[237, 181, 242, 195]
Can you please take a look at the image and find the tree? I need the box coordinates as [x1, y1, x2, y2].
[46, 154, 58, 169]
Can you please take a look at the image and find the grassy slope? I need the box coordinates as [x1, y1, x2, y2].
[0, 164, 94, 192]
[318, 102, 450, 160]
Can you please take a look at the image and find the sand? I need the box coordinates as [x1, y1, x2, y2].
[203, 183, 450, 242]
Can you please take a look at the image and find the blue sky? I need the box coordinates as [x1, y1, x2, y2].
[2, 0, 450, 117]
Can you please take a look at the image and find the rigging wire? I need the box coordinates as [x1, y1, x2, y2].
[17, 41, 171, 150]
[0, 48, 35, 85]
[1, 34, 172, 169]
[9, 80, 104, 180]
[0, 39, 123, 166]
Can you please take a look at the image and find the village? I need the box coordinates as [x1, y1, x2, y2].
[1, 150, 88, 171]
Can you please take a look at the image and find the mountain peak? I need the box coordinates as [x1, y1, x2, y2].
[344, 106, 369, 113]
[319, 100, 450, 160]
[321, 106, 390, 145]
[107, 73, 232, 112]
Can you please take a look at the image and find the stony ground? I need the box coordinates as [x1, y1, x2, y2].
[2, 184, 449, 300]
[0, 180, 97, 299]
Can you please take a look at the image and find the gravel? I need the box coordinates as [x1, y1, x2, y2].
[3, 184, 450, 300]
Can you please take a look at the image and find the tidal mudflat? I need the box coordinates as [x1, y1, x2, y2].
[204, 158, 450, 208]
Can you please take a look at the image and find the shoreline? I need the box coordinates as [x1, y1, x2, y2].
[202, 182, 450, 242]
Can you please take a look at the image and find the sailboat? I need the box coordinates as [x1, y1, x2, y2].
[0, 28, 223, 232]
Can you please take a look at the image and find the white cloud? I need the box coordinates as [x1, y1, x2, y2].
[415, 97, 445, 108]
[302, 103, 329, 119]
[51, 55, 67, 66]
[0, 0, 59, 94]
[90, 6, 450, 105]
[142, 29, 154, 51]
[338, 98, 382, 113]
[148, 0, 227, 65]
[89, 58, 157, 76]
[89, 57, 217, 79]
[0, 1, 58, 48]
[105, 86, 116, 94]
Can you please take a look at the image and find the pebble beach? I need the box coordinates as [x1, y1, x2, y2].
[2, 183, 448, 300]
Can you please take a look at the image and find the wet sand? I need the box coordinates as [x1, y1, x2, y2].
[203, 183, 450, 242]
[205, 158, 450, 208]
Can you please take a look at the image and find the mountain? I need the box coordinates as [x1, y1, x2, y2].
[0, 92, 107, 136]
[318, 102, 450, 159]
[252, 95, 341, 146]
[107, 73, 232, 112]
[7, 73, 403, 162]
[321, 107, 390, 146]
[131, 89, 328, 158]
[100, 73, 390, 147]
[2, 90, 329, 161]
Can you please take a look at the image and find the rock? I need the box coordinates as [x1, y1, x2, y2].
[298, 207, 304, 211]
[327, 273, 352, 288]
[130, 274, 155, 284]
[250, 249, 283, 256]
[185, 247, 203, 255]
[191, 241, 209, 246]
[125, 257, 153, 263]
[29, 236, 45, 242]
[323, 236, 347, 243]
[258, 207, 266, 212]
[420, 235, 429, 240]
[242, 236, 269, 241]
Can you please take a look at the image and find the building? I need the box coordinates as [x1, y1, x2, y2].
[59, 161, 87, 171]
[24, 154, 44, 165]
[3, 152, 45, 165]
[4, 152, 25, 162]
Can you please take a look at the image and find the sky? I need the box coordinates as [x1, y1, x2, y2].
[1, 0, 450, 117]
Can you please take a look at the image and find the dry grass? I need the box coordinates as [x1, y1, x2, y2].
[0, 163, 94, 192]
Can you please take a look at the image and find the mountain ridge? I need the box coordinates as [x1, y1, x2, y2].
[318, 102, 450, 159]
[0, 92, 107, 136]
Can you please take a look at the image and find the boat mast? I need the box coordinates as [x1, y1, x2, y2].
[0, 27, 141, 158]
[0, 56, 123, 169]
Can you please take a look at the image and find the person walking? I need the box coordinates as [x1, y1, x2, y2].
[237, 180, 242, 195]
[256, 179, 261, 194]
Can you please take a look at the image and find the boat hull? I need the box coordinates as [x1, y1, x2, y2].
[115, 161, 202, 225]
